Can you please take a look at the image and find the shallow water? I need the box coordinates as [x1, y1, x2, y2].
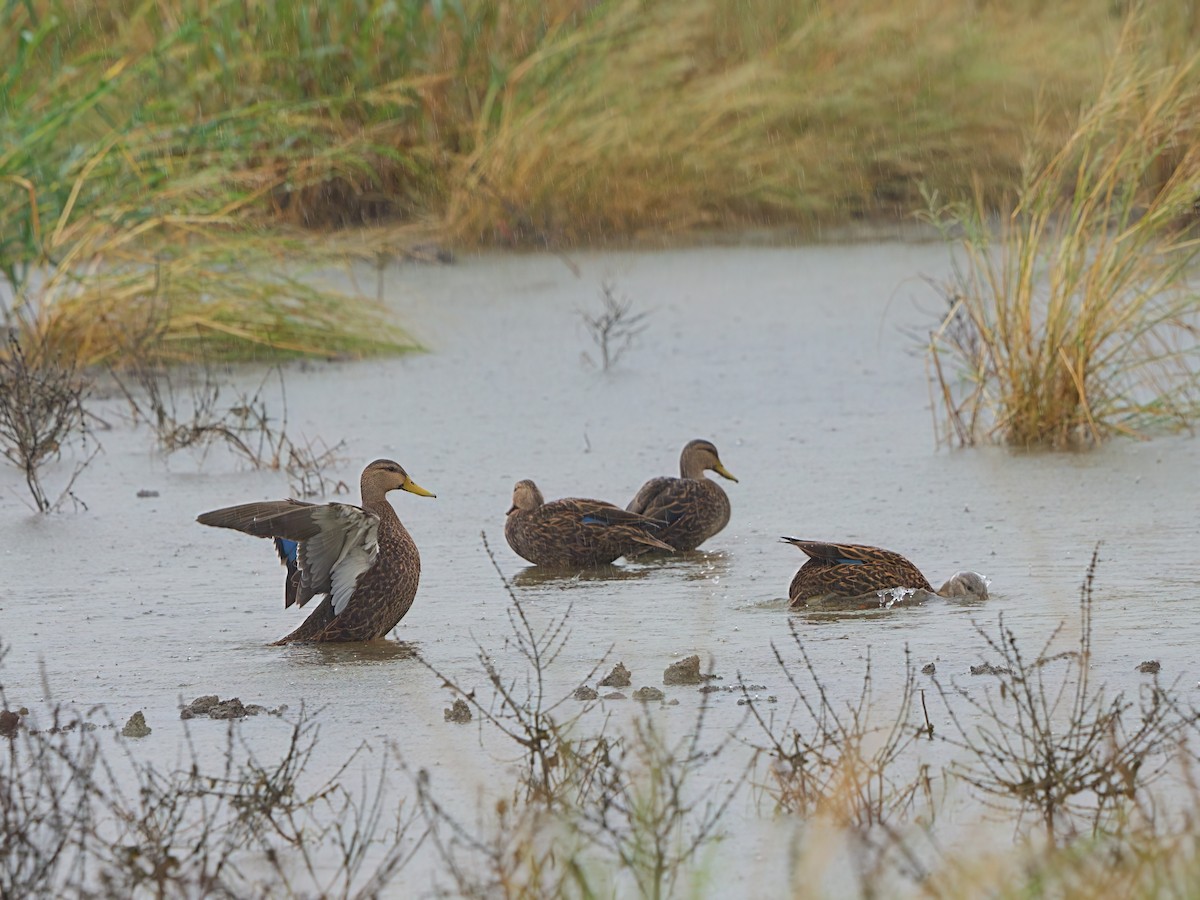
[3, 244, 1198, 894]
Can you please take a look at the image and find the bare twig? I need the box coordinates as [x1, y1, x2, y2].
[0, 334, 97, 511]
[581, 282, 649, 371]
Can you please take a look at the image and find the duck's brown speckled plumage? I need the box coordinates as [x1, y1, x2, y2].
[505, 479, 673, 568]
[197, 459, 434, 643]
[782, 538, 988, 607]
[626, 439, 737, 553]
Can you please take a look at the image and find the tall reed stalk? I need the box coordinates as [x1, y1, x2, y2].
[926, 22, 1200, 448]
[3, 1, 1197, 365]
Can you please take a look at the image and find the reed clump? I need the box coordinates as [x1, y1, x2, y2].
[2, 1, 428, 366]
[926, 22, 1200, 448]
[444, 0, 1114, 244]
[4, 1, 1195, 364]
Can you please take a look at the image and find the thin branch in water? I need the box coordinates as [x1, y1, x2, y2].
[581, 281, 650, 371]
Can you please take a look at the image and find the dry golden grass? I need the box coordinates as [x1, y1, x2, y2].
[445, 0, 1126, 244]
[3, 0, 1198, 365]
[926, 19, 1200, 447]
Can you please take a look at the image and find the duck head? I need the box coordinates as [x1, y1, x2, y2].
[507, 479, 545, 515]
[679, 439, 738, 482]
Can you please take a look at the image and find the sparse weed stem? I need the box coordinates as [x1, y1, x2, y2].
[0, 332, 98, 512]
[934, 546, 1188, 843]
[416, 532, 610, 807]
[741, 629, 944, 896]
[573, 693, 750, 900]
[107, 351, 347, 494]
[747, 625, 931, 831]
[581, 281, 649, 372]
[409, 534, 747, 898]
[0, 673, 419, 898]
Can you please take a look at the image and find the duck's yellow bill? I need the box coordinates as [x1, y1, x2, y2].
[714, 462, 738, 483]
[403, 479, 436, 498]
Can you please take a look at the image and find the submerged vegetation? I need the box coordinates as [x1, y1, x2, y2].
[2, 0, 1198, 370]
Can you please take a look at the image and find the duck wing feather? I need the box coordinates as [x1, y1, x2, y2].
[198, 500, 380, 612]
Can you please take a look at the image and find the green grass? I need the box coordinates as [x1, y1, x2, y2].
[2, 0, 1197, 364]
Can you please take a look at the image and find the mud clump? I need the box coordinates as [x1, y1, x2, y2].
[30, 718, 94, 736]
[186, 695, 220, 714]
[700, 683, 764, 695]
[180, 695, 284, 720]
[921, 663, 936, 675]
[599, 662, 631, 688]
[1137, 660, 1162, 674]
[209, 699, 248, 720]
[444, 699, 472, 724]
[970, 662, 1012, 676]
[121, 711, 151, 738]
[603, 692, 627, 701]
[573, 686, 599, 701]
[738, 695, 778, 706]
[663, 655, 712, 686]
[0, 709, 21, 738]
[633, 686, 664, 702]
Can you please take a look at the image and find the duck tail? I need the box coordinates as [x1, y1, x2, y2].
[630, 532, 676, 552]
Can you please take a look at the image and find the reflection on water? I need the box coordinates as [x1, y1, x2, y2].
[629, 548, 733, 581]
[943, 591, 992, 609]
[279, 639, 421, 667]
[791, 588, 997, 624]
[510, 563, 649, 588]
[508, 548, 732, 590]
[740, 596, 792, 611]
[794, 587, 929, 612]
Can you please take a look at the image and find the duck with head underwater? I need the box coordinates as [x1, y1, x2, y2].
[781, 537, 988, 608]
[197, 459, 435, 643]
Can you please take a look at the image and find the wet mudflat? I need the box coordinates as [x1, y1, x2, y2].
[3, 245, 1198, 895]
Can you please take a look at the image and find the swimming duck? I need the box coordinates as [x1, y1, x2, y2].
[197, 459, 435, 643]
[625, 439, 738, 552]
[781, 537, 988, 607]
[505, 479, 674, 568]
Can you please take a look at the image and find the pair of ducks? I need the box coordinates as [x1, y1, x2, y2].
[197, 440, 987, 644]
[503, 439, 736, 567]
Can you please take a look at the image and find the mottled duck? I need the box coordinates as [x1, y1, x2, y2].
[197, 459, 434, 643]
[505, 479, 673, 568]
[782, 537, 988, 608]
[626, 439, 738, 553]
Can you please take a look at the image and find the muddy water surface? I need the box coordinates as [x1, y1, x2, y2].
[3, 245, 1198, 894]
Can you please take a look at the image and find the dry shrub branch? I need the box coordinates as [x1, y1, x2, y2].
[581, 281, 649, 372]
[107, 324, 346, 497]
[407, 533, 746, 898]
[934, 547, 1188, 843]
[0, 334, 97, 511]
[747, 633, 931, 830]
[0, 694, 420, 898]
